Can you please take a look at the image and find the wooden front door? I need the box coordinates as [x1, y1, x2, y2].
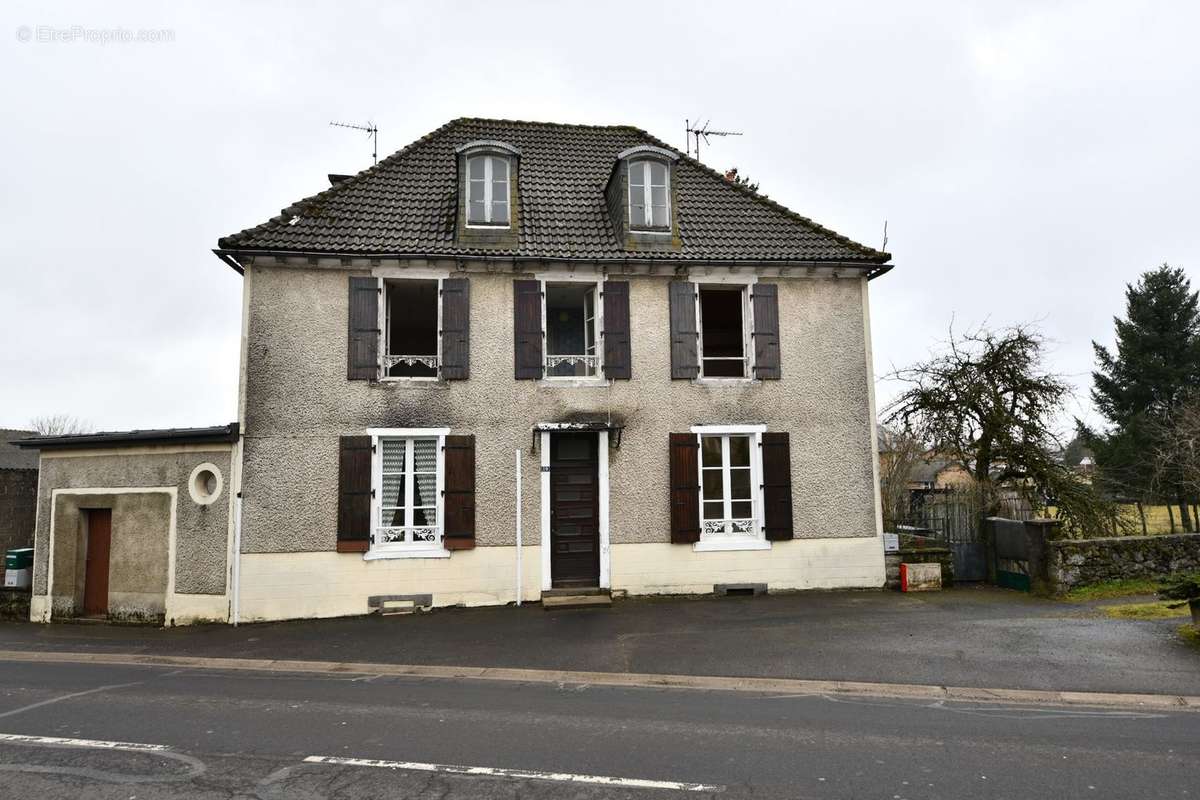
[550, 433, 600, 588]
[83, 509, 112, 617]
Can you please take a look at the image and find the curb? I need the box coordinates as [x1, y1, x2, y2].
[1, 649, 1197, 711]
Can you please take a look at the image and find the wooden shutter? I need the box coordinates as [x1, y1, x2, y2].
[337, 435, 372, 552]
[513, 280, 543, 379]
[347, 276, 379, 381]
[668, 281, 699, 380]
[669, 432, 701, 543]
[440, 277, 470, 380]
[602, 280, 632, 380]
[761, 432, 794, 541]
[442, 434, 476, 550]
[752, 283, 781, 380]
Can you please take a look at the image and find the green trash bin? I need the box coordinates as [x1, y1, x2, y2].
[4, 547, 33, 589]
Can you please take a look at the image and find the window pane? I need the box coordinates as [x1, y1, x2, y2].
[381, 439, 407, 472]
[731, 501, 752, 519]
[701, 436, 722, 467]
[702, 469, 724, 501]
[729, 435, 750, 467]
[649, 161, 666, 186]
[413, 473, 438, 509]
[380, 473, 405, 509]
[491, 199, 509, 224]
[650, 186, 667, 209]
[703, 501, 724, 521]
[730, 468, 751, 500]
[468, 179, 485, 203]
[630, 204, 646, 228]
[382, 506, 405, 527]
[468, 156, 485, 179]
[629, 162, 644, 188]
[412, 506, 437, 527]
[491, 157, 508, 180]
[468, 200, 486, 223]
[412, 438, 436, 468]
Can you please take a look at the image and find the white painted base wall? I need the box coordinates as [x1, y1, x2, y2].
[236, 538, 885, 623]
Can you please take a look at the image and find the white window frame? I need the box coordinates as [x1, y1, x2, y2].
[365, 427, 451, 560]
[627, 158, 671, 232]
[539, 274, 606, 382]
[690, 424, 770, 552]
[694, 276, 756, 382]
[379, 275, 443, 382]
[465, 154, 511, 228]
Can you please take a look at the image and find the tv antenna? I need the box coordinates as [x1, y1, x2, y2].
[329, 120, 379, 165]
[685, 118, 742, 161]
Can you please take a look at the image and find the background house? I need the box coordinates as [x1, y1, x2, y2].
[0, 430, 38, 557]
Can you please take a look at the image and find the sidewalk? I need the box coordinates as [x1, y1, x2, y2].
[1, 586, 1197, 696]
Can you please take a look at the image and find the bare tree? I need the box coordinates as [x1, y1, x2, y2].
[1149, 399, 1200, 529]
[877, 424, 923, 531]
[29, 414, 93, 436]
[886, 322, 1127, 536]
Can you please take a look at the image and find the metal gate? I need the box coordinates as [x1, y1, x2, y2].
[909, 495, 987, 582]
[990, 517, 1031, 591]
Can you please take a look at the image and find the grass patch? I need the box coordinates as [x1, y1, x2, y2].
[1064, 578, 1164, 601]
[1179, 625, 1200, 649]
[1101, 601, 1191, 620]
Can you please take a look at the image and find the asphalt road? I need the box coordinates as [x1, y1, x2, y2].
[0, 659, 1195, 799]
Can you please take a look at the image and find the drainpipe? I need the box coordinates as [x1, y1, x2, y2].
[231, 491, 243, 625]
[515, 448, 522, 607]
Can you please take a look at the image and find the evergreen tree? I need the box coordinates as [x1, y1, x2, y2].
[1085, 264, 1200, 529]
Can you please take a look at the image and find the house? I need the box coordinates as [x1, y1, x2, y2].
[0, 430, 39, 558]
[24, 117, 894, 623]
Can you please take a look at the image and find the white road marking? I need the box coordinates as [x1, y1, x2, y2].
[304, 755, 725, 792]
[0, 732, 169, 752]
[0, 681, 141, 720]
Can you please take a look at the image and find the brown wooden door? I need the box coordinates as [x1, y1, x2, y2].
[550, 433, 600, 588]
[83, 509, 112, 617]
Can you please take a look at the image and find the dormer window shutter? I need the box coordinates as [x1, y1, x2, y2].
[347, 276, 379, 381]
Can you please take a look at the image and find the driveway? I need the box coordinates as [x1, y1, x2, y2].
[1, 585, 1197, 695]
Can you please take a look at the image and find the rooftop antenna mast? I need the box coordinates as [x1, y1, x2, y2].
[329, 120, 379, 165]
[685, 118, 742, 161]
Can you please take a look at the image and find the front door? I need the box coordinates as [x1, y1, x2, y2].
[83, 509, 112, 616]
[550, 433, 600, 588]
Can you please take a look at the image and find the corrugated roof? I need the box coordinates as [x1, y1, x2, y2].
[218, 117, 890, 264]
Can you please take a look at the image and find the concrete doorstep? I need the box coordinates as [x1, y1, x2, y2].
[0, 649, 1196, 712]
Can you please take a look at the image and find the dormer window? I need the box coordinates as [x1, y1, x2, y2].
[628, 159, 669, 230]
[466, 154, 510, 226]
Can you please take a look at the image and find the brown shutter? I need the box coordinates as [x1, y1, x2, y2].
[761, 432, 793, 541]
[668, 281, 699, 380]
[337, 435, 372, 552]
[347, 276, 379, 381]
[513, 280, 543, 379]
[440, 277, 470, 380]
[669, 432, 701, 543]
[442, 434, 476, 550]
[602, 280, 632, 380]
[752, 283, 781, 380]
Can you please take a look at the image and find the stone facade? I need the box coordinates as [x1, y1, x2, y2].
[0, 468, 37, 555]
[1047, 533, 1200, 593]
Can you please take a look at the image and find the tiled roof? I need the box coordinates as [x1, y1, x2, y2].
[0, 430, 39, 469]
[218, 118, 889, 264]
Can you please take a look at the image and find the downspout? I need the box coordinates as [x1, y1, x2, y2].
[231, 445, 243, 626]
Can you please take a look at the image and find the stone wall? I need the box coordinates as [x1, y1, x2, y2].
[885, 547, 953, 589]
[1047, 533, 1200, 592]
[0, 468, 37, 554]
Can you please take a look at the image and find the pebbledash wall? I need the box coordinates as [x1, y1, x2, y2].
[235, 259, 886, 621]
[29, 445, 235, 624]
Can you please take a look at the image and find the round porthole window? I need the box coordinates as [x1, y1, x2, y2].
[188, 463, 224, 506]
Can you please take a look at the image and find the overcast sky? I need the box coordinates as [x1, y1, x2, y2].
[2, 1, 1197, 435]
